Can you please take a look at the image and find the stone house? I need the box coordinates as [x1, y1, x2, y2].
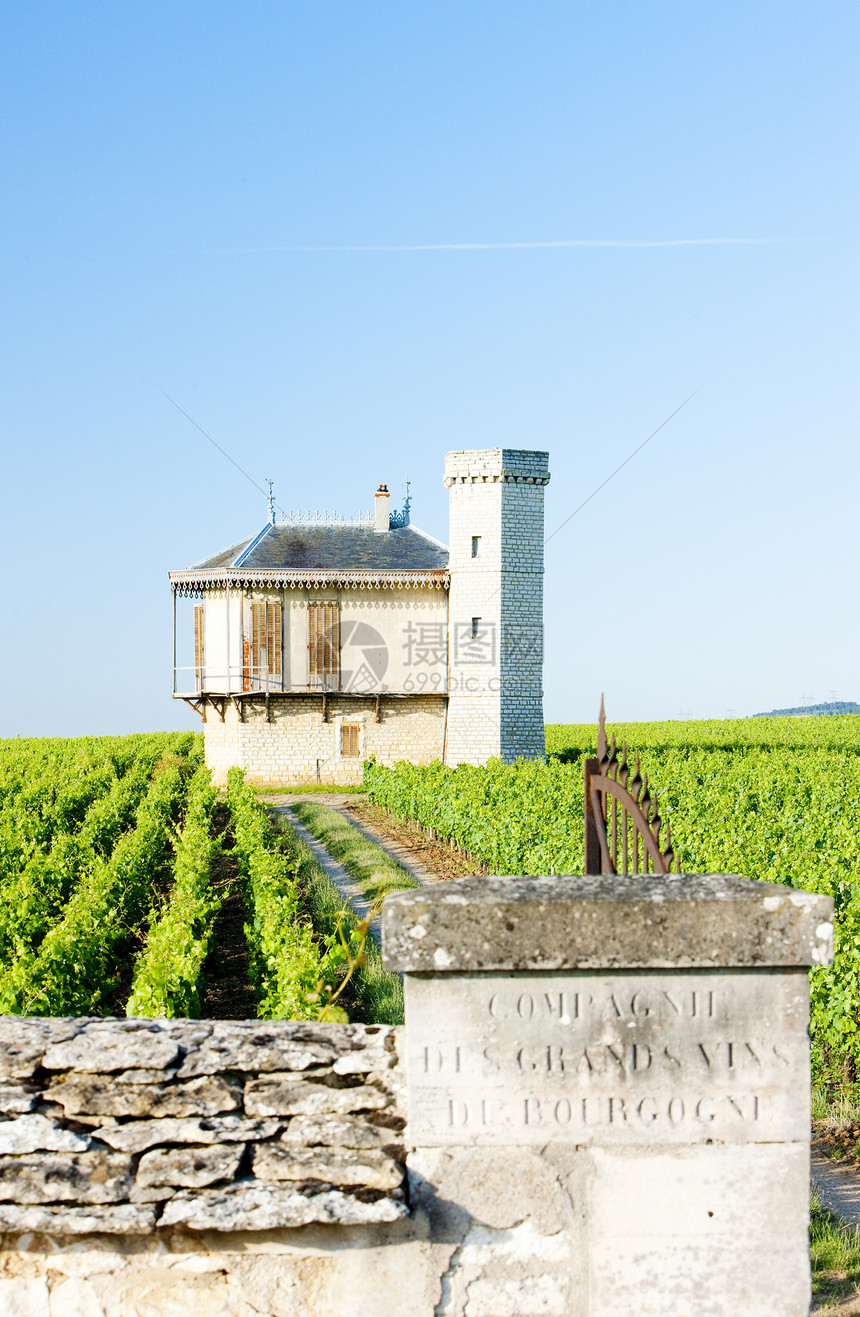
[169, 448, 550, 783]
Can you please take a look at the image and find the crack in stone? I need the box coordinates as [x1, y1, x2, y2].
[434, 1215, 535, 1317]
[433, 1226, 470, 1317]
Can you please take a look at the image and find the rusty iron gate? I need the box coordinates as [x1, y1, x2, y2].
[584, 699, 678, 875]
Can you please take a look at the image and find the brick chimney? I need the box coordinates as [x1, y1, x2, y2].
[374, 483, 390, 533]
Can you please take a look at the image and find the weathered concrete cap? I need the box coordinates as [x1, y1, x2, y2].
[382, 874, 834, 972]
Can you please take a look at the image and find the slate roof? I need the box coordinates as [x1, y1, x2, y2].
[191, 535, 255, 570]
[170, 522, 449, 594]
[192, 523, 449, 572]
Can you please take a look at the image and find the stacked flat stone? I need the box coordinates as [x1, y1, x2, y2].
[0, 1018, 406, 1234]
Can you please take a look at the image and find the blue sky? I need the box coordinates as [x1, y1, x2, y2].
[1, 2, 857, 734]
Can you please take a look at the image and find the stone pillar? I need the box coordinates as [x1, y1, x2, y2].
[444, 448, 550, 765]
[384, 873, 834, 1317]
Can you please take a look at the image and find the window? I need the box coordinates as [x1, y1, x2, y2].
[308, 601, 339, 676]
[341, 722, 360, 757]
[471, 535, 481, 558]
[247, 599, 282, 689]
[194, 604, 205, 690]
[471, 616, 481, 639]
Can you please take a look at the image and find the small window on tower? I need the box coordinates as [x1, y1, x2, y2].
[341, 723, 361, 757]
[471, 535, 481, 558]
[471, 617, 481, 639]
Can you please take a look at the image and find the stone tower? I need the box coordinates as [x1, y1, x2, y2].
[444, 448, 550, 765]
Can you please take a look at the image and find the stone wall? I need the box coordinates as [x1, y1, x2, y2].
[0, 1016, 562, 1317]
[204, 694, 447, 785]
[443, 462, 503, 766]
[0, 1018, 405, 1236]
[499, 473, 547, 762]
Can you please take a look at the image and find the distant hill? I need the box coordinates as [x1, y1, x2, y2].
[753, 701, 860, 718]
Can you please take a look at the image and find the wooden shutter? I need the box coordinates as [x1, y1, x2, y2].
[267, 601, 282, 679]
[251, 600, 264, 681]
[308, 605, 320, 674]
[341, 723, 360, 757]
[194, 605, 205, 690]
[246, 599, 283, 689]
[308, 602, 339, 676]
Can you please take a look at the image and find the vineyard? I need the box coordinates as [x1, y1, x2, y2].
[364, 715, 860, 1077]
[4, 718, 860, 1075]
[0, 734, 371, 1024]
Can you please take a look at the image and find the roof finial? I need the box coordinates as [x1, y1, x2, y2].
[389, 480, 412, 529]
[266, 478, 276, 526]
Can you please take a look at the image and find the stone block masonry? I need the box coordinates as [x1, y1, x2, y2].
[385, 872, 833, 1317]
[444, 447, 550, 766]
[204, 693, 447, 785]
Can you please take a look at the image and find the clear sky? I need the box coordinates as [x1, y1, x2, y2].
[1, 1, 857, 735]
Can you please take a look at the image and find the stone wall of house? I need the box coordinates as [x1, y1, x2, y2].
[444, 448, 549, 765]
[203, 693, 447, 785]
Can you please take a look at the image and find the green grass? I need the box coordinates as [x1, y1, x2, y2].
[268, 808, 405, 1026]
[811, 1185, 860, 1309]
[814, 1085, 860, 1126]
[290, 800, 420, 904]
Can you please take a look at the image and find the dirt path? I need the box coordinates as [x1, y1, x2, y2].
[268, 803, 386, 945]
[260, 791, 466, 951]
[814, 1145, 860, 1230]
[335, 802, 439, 886]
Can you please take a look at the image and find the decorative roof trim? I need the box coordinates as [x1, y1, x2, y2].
[169, 567, 450, 597]
[279, 510, 374, 525]
[443, 471, 551, 487]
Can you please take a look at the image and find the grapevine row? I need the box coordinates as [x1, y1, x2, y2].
[127, 766, 221, 1019]
[0, 760, 188, 1016]
[226, 769, 345, 1020]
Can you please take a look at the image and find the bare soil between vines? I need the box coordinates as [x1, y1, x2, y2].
[343, 798, 485, 881]
[198, 807, 257, 1019]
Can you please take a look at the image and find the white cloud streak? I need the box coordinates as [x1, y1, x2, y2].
[216, 237, 800, 253]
